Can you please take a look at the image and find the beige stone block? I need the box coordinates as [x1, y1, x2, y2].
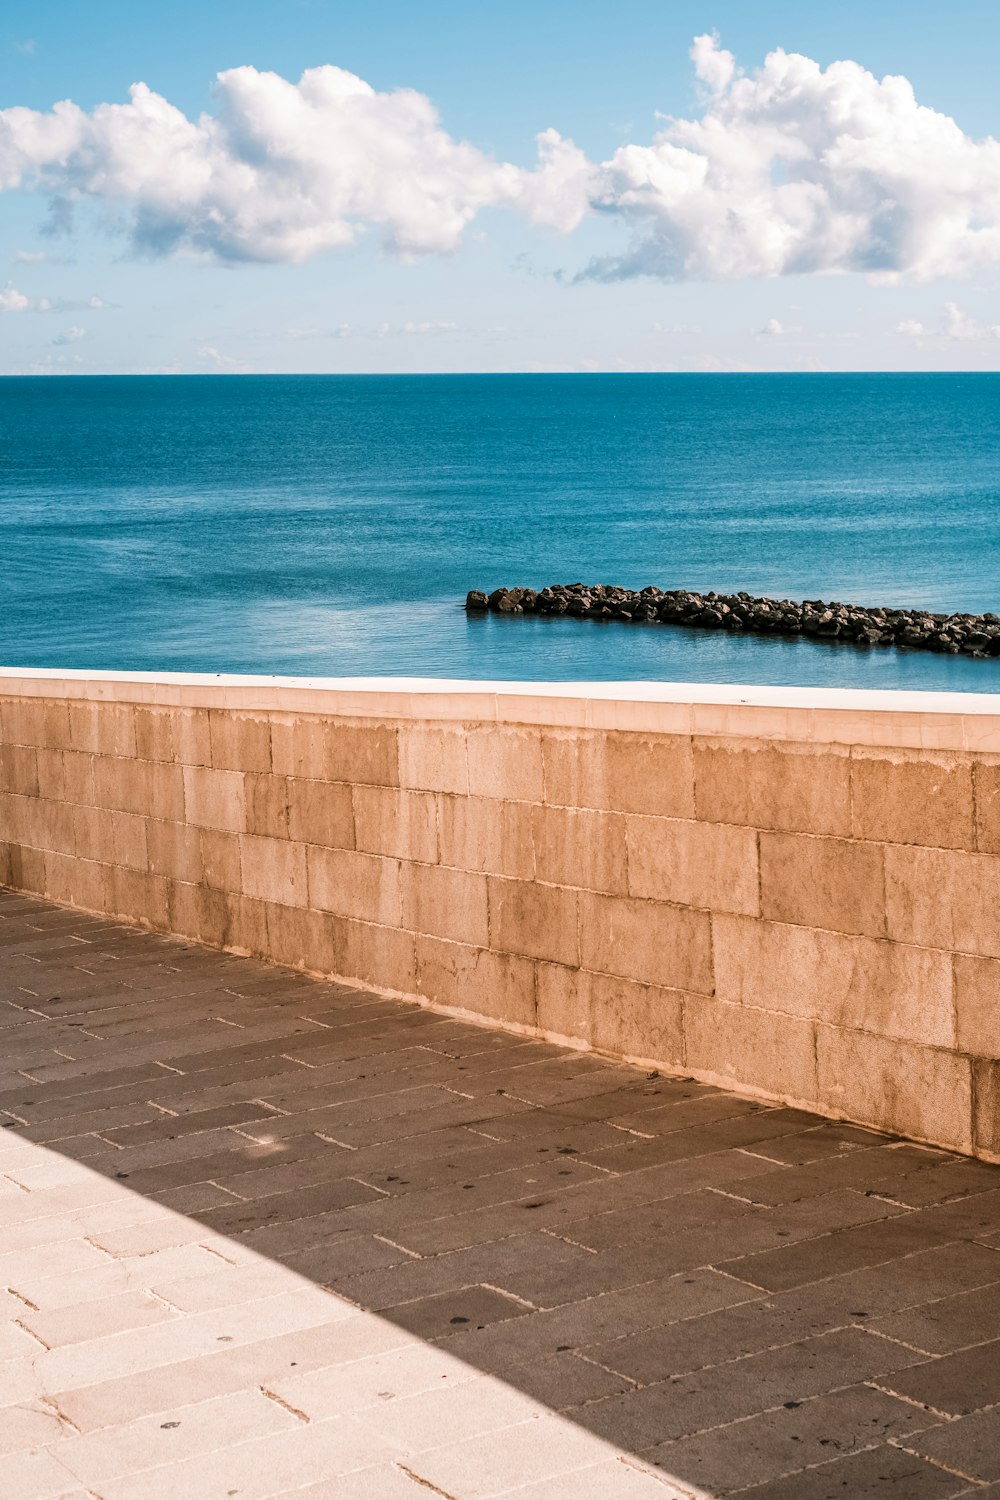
[134, 706, 175, 763]
[885, 844, 1000, 957]
[331, 915, 416, 994]
[973, 1060, 1000, 1158]
[182, 764, 246, 832]
[31, 797, 77, 857]
[693, 736, 851, 835]
[239, 834, 308, 907]
[488, 876, 579, 966]
[578, 889, 713, 994]
[467, 725, 544, 802]
[626, 814, 758, 915]
[0, 695, 46, 746]
[686, 997, 818, 1104]
[416, 935, 535, 1026]
[169, 884, 268, 956]
[535, 962, 685, 1064]
[71, 804, 115, 865]
[199, 829, 242, 892]
[436, 794, 534, 880]
[851, 747, 974, 850]
[246, 773, 291, 839]
[104, 866, 169, 929]
[146, 761, 185, 823]
[287, 779, 355, 850]
[33, 746, 65, 801]
[263, 901, 336, 974]
[542, 730, 695, 818]
[5, 842, 45, 891]
[271, 716, 398, 786]
[401, 863, 489, 946]
[399, 725, 469, 794]
[954, 954, 1000, 1059]
[974, 757, 1000, 854]
[3, 791, 34, 844]
[209, 710, 272, 773]
[760, 831, 885, 938]
[92, 755, 145, 816]
[353, 785, 437, 863]
[61, 750, 95, 806]
[531, 804, 627, 895]
[307, 846, 402, 925]
[0, 742, 38, 797]
[712, 914, 954, 1048]
[44, 851, 105, 913]
[69, 702, 136, 757]
[111, 811, 147, 871]
[145, 820, 202, 884]
[817, 1026, 973, 1152]
[172, 708, 212, 767]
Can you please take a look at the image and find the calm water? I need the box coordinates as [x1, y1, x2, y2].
[2, 372, 1000, 691]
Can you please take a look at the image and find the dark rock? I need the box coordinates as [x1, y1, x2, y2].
[465, 590, 489, 612]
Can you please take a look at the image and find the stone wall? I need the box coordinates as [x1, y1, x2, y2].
[2, 671, 999, 1159]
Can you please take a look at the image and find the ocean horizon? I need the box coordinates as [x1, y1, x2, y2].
[3, 370, 999, 693]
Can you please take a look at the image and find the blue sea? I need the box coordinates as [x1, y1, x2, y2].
[2, 372, 999, 691]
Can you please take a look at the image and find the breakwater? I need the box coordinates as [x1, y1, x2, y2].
[467, 584, 1000, 657]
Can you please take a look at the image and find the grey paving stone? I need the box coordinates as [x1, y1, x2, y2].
[644, 1385, 937, 1495]
[877, 1337, 1000, 1416]
[902, 1406, 1000, 1483]
[730, 1441, 971, 1499]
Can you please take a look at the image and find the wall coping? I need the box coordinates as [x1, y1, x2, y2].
[3, 667, 1000, 750]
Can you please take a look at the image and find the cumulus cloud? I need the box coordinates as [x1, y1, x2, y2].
[898, 302, 1000, 340]
[52, 326, 85, 345]
[581, 35, 1000, 282]
[758, 318, 800, 336]
[3, 39, 1000, 282]
[0, 65, 573, 263]
[0, 285, 29, 311]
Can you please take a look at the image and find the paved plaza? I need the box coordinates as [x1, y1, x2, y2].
[3, 889, 1000, 1498]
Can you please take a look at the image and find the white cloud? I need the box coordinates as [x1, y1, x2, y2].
[897, 302, 1000, 340]
[401, 320, 458, 335]
[13, 248, 46, 263]
[3, 38, 1000, 284]
[0, 285, 29, 311]
[52, 326, 85, 345]
[198, 345, 250, 372]
[581, 34, 1000, 282]
[758, 318, 800, 336]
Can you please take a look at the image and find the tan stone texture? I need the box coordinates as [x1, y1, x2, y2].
[851, 748, 975, 850]
[287, 779, 354, 850]
[239, 835, 308, 908]
[398, 726, 469, 795]
[467, 725, 544, 802]
[531, 804, 627, 895]
[182, 765, 247, 833]
[760, 831, 886, 938]
[626, 814, 759, 915]
[209, 711, 272, 774]
[686, 998, 818, 1103]
[437, 793, 534, 881]
[353, 785, 437, 864]
[246, 773, 291, 840]
[307, 847, 402, 926]
[416, 935, 536, 1026]
[713, 914, 955, 1048]
[974, 757, 1000, 854]
[489, 876, 580, 967]
[578, 890, 713, 995]
[885, 845, 1000, 957]
[954, 954, 1000, 1059]
[271, 716, 398, 786]
[973, 1058, 1000, 1156]
[401, 863, 489, 947]
[693, 736, 851, 835]
[542, 730, 695, 818]
[817, 1027, 973, 1153]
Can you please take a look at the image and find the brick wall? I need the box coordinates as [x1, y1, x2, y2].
[2, 676, 999, 1159]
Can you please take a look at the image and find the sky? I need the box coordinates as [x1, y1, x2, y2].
[3, 0, 1000, 374]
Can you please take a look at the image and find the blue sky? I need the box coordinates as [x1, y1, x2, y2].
[3, 0, 1000, 373]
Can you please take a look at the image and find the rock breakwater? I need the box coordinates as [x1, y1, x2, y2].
[465, 584, 1000, 657]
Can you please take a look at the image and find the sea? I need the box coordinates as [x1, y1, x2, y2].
[2, 372, 999, 692]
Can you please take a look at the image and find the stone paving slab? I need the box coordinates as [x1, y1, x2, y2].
[2, 891, 1000, 1497]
